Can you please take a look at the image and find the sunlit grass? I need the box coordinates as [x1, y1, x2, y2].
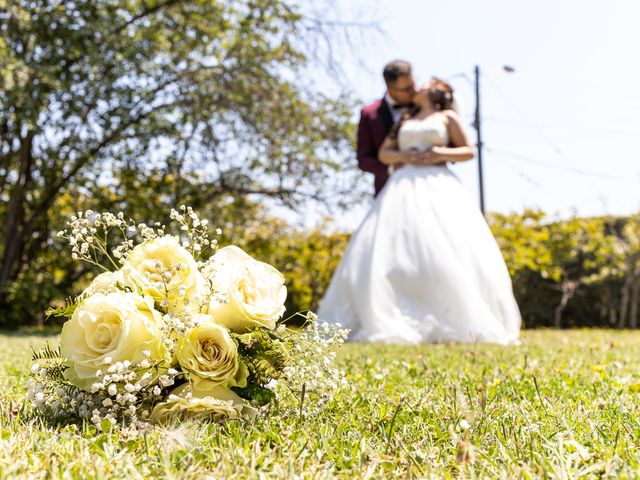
[1, 329, 640, 478]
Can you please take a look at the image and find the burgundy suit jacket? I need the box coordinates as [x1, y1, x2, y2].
[357, 97, 394, 196]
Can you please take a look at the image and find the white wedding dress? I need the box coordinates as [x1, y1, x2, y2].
[318, 115, 521, 344]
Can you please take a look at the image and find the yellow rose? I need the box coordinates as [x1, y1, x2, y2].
[121, 235, 206, 310]
[60, 292, 166, 390]
[150, 382, 257, 424]
[206, 246, 286, 331]
[81, 270, 124, 297]
[176, 315, 247, 389]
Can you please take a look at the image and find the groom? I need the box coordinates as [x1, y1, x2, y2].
[357, 60, 416, 196]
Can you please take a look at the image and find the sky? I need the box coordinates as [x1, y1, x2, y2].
[292, 0, 640, 229]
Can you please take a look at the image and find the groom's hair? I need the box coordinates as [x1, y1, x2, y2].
[383, 60, 412, 84]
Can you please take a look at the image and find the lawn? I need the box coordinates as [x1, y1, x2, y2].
[1, 329, 639, 478]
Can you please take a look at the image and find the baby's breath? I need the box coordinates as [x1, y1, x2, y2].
[170, 206, 215, 259]
[270, 313, 349, 415]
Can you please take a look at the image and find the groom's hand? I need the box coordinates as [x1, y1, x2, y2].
[413, 147, 445, 166]
[406, 148, 422, 165]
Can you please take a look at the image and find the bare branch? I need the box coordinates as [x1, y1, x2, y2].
[110, 0, 185, 35]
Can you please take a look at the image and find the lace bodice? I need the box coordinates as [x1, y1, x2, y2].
[398, 115, 448, 152]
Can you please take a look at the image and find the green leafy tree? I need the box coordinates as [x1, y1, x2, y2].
[489, 209, 552, 277]
[0, 0, 362, 324]
[490, 210, 620, 328]
[543, 217, 618, 328]
[489, 209, 555, 325]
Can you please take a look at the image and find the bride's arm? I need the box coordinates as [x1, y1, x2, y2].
[422, 111, 474, 164]
[378, 137, 414, 166]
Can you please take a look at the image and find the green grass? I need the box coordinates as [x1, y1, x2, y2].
[2, 329, 640, 478]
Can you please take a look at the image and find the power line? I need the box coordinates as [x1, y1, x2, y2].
[494, 152, 637, 215]
[487, 147, 639, 183]
[479, 72, 619, 203]
[484, 116, 640, 136]
[491, 147, 632, 215]
[451, 69, 637, 214]
[481, 73, 577, 168]
[500, 161, 565, 203]
[453, 69, 636, 213]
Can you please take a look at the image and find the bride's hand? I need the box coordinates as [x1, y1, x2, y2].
[413, 147, 445, 166]
[406, 148, 435, 165]
[404, 148, 421, 165]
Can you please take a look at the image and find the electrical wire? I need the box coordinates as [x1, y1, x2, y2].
[487, 147, 638, 183]
[481, 73, 577, 168]
[484, 116, 639, 136]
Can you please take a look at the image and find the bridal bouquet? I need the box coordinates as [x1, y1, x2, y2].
[27, 206, 347, 429]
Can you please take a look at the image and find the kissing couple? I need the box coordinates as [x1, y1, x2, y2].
[318, 60, 522, 345]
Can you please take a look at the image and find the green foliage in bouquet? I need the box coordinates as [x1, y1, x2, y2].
[30, 344, 68, 387]
[231, 382, 276, 407]
[44, 299, 79, 320]
[234, 329, 291, 385]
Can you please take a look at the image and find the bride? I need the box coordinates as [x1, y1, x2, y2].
[318, 78, 521, 344]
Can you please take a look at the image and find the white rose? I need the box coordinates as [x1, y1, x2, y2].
[176, 315, 248, 388]
[206, 246, 286, 331]
[150, 382, 257, 424]
[81, 270, 124, 297]
[60, 292, 166, 390]
[121, 235, 206, 310]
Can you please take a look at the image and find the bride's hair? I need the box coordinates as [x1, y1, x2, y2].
[428, 77, 454, 111]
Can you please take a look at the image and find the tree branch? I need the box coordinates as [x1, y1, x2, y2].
[110, 0, 185, 35]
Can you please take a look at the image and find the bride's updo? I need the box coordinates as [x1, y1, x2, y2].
[428, 77, 454, 111]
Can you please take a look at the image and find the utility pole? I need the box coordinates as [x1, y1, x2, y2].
[473, 65, 486, 215]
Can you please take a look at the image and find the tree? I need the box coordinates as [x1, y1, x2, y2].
[489, 209, 552, 278]
[489, 210, 620, 328]
[616, 215, 640, 328]
[543, 217, 618, 328]
[0, 0, 363, 324]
